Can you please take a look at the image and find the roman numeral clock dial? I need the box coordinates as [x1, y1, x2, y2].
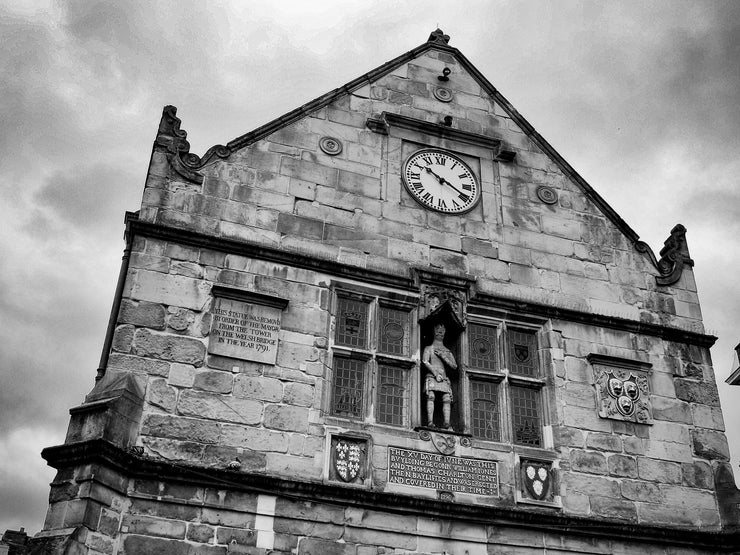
[402, 149, 480, 214]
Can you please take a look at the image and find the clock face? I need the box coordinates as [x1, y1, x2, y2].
[402, 149, 480, 213]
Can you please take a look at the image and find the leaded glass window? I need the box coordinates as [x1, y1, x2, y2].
[508, 328, 538, 377]
[468, 323, 497, 371]
[376, 365, 406, 426]
[330, 289, 414, 427]
[470, 379, 501, 441]
[336, 297, 368, 349]
[511, 385, 542, 446]
[466, 321, 545, 447]
[331, 357, 365, 418]
[378, 305, 410, 356]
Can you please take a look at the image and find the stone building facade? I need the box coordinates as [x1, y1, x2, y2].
[31, 30, 740, 554]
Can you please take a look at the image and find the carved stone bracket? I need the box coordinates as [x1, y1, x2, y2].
[635, 224, 694, 287]
[656, 224, 694, 286]
[155, 105, 231, 184]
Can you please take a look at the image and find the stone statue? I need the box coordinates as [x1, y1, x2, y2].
[422, 323, 457, 430]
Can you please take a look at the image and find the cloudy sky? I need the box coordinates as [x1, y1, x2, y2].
[1, 0, 739, 535]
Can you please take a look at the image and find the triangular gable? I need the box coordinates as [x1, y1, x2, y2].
[156, 29, 690, 284]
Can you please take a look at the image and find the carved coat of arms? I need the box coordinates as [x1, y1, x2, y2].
[332, 438, 365, 482]
[594, 365, 653, 424]
[521, 460, 553, 502]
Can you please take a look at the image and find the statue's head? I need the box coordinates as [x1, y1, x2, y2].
[433, 322, 446, 340]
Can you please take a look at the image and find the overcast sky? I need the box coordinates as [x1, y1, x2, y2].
[1, 0, 739, 535]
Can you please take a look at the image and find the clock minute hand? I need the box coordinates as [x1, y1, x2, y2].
[424, 166, 464, 195]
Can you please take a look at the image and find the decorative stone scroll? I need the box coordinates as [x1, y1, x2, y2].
[208, 286, 288, 365]
[589, 354, 653, 425]
[387, 447, 498, 497]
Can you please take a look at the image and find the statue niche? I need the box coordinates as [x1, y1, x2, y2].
[419, 297, 464, 431]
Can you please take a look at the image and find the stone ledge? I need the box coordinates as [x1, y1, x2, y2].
[39, 439, 740, 551]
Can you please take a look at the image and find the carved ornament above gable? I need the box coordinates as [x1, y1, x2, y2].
[155, 105, 231, 185]
[635, 224, 694, 287]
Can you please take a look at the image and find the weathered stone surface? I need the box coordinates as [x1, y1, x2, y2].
[681, 461, 714, 489]
[233, 375, 283, 402]
[142, 414, 219, 443]
[298, 537, 355, 555]
[283, 382, 314, 407]
[569, 450, 607, 475]
[178, 390, 262, 425]
[606, 455, 637, 480]
[674, 378, 720, 406]
[130, 270, 211, 311]
[167, 307, 194, 332]
[112, 324, 135, 352]
[147, 378, 177, 412]
[620, 480, 661, 502]
[186, 523, 215, 543]
[637, 458, 682, 484]
[585, 432, 622, 452]
[168, 363, 196, 387]
[691, 429, 730, 461]
[264, 405, 309, 433]
[590, 496, 637, 522]
[119, 300, 166, 329]
[108, 353, 170, 377]
[215, 526, 256, 546]
[133, 329, 206, 365]
[651, 395, 692, 424]
[562, 473, 620, 498]
[193, 370, 233, 394]
[221, 425, 289, 452]
[123, 514, 186, 539]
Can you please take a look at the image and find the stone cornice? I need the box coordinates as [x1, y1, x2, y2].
[41, 439, 739, 552]
[127, 219, 717, 349]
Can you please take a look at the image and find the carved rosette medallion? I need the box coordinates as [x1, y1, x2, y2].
[330, 437, 366, 483]
[520, 459, 553, 502]
[319, 136, 343, 156]
[594, 365, 653, 424]
[433, 86, 453, 103]
[536, 186, 558, 205]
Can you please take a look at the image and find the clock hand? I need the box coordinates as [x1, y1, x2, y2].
[424, 166, 465, 196]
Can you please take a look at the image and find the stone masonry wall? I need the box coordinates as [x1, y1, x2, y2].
[91, 42, 734, 545]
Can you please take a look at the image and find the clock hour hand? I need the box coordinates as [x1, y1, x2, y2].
[423, 166, 465, 196]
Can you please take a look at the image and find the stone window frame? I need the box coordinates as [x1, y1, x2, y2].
[327, 283, 418, 428]
[462, 315, 550, 448]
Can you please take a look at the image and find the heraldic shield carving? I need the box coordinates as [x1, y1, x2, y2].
[330, 436, 366, 483]
[520, 459, 554, 502]
[594, 364, 653, 425]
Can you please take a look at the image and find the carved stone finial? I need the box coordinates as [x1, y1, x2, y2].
[154, 105, 231, 184]
[428, 28, 450, 44]
[656, 224, 694, 286]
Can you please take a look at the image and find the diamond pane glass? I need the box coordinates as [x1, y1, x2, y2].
[511, 385, 541, 446]
[508, 329, 538, 377]
[378, 306, 410, 356]
[335, 297, 368, 349]
[331, 357, 365, 418]
[468, 324, 497, 371]
[376, 365, 406, 426]
[470, 379, 501, 441]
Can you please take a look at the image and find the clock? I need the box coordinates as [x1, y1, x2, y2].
[402, 149, 480, 213]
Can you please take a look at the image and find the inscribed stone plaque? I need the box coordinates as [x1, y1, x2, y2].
[387, 446, 498, 496]
[209, 298, 281, 364]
